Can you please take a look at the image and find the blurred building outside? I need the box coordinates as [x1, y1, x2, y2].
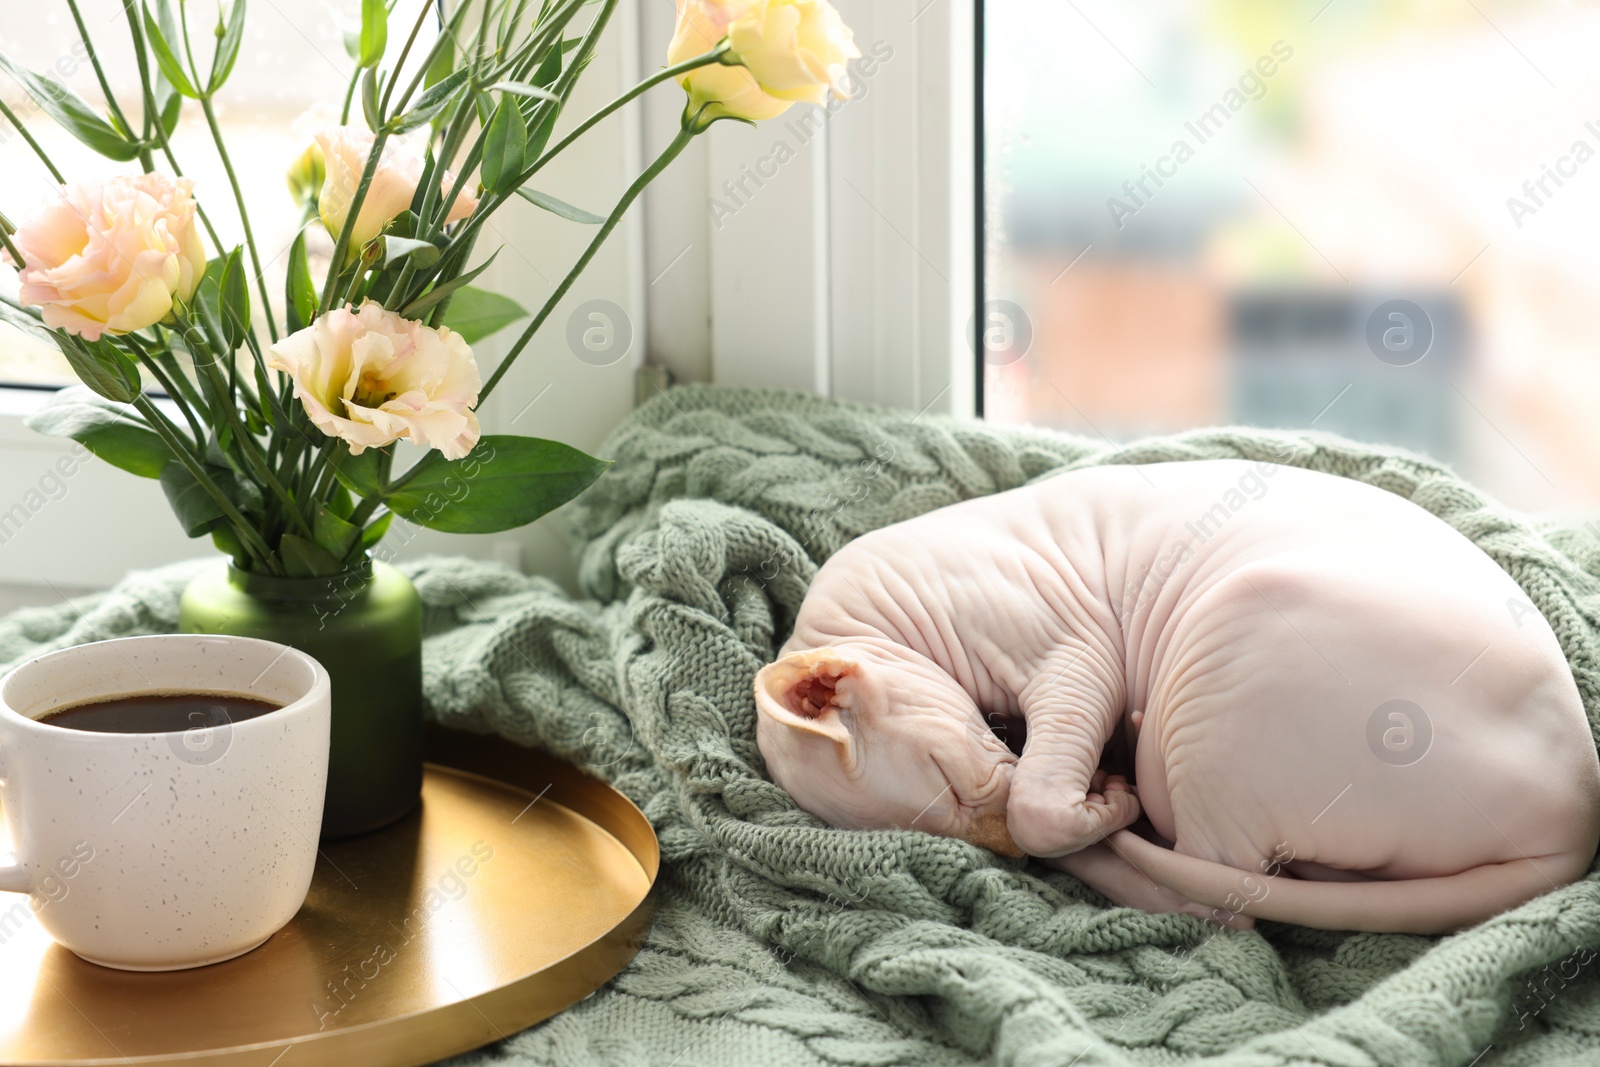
[985, 0, 1600, 512]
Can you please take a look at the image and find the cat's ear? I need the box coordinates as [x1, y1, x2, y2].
[754, 648, 864, 755]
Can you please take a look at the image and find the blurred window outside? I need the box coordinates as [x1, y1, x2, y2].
[984, 0, 1600, 512]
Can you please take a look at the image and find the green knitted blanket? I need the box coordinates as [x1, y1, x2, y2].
[6, 385, 1600, 1067]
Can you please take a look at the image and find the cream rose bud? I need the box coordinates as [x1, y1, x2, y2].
[287, 141, 326, 214]
[728, 0, 860, 107]
[670, 0, 793, 123]
[7, 174, 206, 342]
[267, 302, 482, 461]
[315, 127, 479, 252]
[669, 0, 859, 123]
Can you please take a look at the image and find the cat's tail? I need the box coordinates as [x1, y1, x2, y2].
[1106, 829, 1588, 934]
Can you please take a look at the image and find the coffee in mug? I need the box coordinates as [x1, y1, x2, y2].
[39, 692, 283, 734]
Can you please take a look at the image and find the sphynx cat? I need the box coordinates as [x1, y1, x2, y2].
[755, 459, 1600, 933]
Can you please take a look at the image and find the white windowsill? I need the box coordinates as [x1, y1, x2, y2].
[0, 386, 53, 420]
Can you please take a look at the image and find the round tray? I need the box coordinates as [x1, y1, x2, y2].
[0, 728, 658, 1066]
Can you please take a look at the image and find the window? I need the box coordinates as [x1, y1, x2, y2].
[0, 0, 369, 384]
[983, 0, 1600, 511]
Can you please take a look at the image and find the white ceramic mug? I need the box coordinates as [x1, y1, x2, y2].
[0, 634, 330, 971]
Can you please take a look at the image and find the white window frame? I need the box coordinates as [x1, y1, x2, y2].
[640, 0, 979, 418]
[0, 0, 978, 593]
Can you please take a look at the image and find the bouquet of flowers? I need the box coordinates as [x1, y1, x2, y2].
[0, 0, 859, 578]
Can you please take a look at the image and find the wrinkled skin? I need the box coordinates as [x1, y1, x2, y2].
[755, 460, 1600, 933]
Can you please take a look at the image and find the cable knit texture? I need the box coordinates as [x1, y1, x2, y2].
[5, 385, 1600, 1067]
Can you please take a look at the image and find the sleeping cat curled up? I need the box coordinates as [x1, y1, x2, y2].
[754, 460, 1600, 934]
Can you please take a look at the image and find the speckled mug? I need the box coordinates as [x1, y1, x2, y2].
[0, 634, 330, 971]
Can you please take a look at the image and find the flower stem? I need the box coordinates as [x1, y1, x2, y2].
[524, 44, 727, 184]
[490, 0, 584, 83]
[0, 99, 65, 183]
[170, 310, 307, 540]
[441, 39, 722, 248]
[0, 227, 26, 272]
[425, 228, 478, 326]
[478, 122, 697, 405]
[319, 129, 392, 313]
[473, 0, 496, 67]
[393, 0, 477, 121]
[122, 333, 204, 444]
[153, 353, 207, 435]
[65, 0, 135, 140]
[133, 392, 279, 572]
[123, 0, 152, 141]
[419, 83, 484, 239]
[381, 0, 440, 118]
[426, 131, 483, 241]
[340, 69, 360, 125]
[432, 0, 621, 253]
[198, 95, 279, 343]
[346, 494, 386, 530]
[308, 445, 347, 508]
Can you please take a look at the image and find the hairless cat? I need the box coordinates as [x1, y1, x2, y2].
[755, 459, 1600, 933]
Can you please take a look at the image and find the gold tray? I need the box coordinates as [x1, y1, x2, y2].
[0, 726, 658, 1066]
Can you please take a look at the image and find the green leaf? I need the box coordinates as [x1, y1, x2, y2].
[211, 525, 247, 568]
[220, 249, 251, 346]
[312, 505, 362, 561]
[160, 460, 241, 537]
[359, 0, 388, 67]
[140, 3, 199, 99]
[532, 39, 565, 88]
[410, 148, 439, 216]
[0, 52, 142, 160]
[526, 105, 559, 161]
[245, 369, 270, 431]
[397, 207, 424, 236]
[24, 386, 171, 478]
[0, 300, 56, 347]
[388, 67, 469, 134]
[399, 248, 500, 319]
[278, 533, 345, 578]
[189, 294, 236, 394]
[473, 88, 495, 129]
[326, 481, 354, 519]
[380, 235, 443, 270]
[158, 76, 183, 136]
[284, 230, 318, 333]
[439, 286, 527, 344]
[423, 31, 455, 90]
[329, 445, 387, 499]
[514, 187, 603, 224]
[361, 66, 383, 132]
[480, 97, 528, 195]
[194, 250, 247, 355]
[361, 511, 394, 549]
[57, 334, 142, 404]
[210, 0, 248, 91]
[488, 81, 561, 104]
[108, 108, 136, 142]
[383, 436, 610, 534]
[209, 426, 235, 470]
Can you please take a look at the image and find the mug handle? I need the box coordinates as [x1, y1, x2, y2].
[0, 861, 26, 893]
[0, 755, 28, 894]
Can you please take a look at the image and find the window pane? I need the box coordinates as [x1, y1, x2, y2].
[983, 0, 1599, 510]
[0, 0, 423, 385]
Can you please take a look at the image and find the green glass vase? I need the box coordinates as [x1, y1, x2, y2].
[179, 558, 424, 839]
